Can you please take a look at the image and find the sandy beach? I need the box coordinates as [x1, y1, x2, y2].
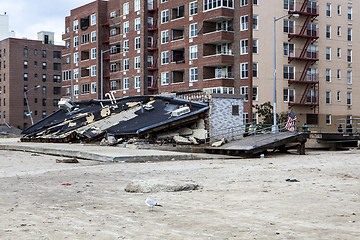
[0, 148, 359, 239]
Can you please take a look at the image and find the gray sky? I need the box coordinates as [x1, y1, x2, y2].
[0, 0, 94, 44]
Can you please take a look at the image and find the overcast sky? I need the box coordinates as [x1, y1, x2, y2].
[0, 0, 94, 44]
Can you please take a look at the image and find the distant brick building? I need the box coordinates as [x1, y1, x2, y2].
[63, 0, 359, 131]
[0, 35, 64, 129]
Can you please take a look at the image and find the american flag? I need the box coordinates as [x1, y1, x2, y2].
[285, 109, 297, 132]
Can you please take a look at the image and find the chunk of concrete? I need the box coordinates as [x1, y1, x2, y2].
[211, 138, 226, 147]
[178, 127, 193, 136]
[124, 180, 200, 193]
[156, 131, 179, 139]
[173, 135, 192, 144]
[188, 136, 199, 145]
[191, 129, 207, 140]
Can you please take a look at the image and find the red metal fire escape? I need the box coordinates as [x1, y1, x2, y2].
[288, 0, 319, 109]
[146, 2, 159, 94]
[102, 20, 111, 95]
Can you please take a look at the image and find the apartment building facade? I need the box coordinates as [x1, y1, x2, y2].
[0, 36, 64, 129]
[63, 0, 359, 131]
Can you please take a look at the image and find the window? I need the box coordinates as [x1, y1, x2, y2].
[135, 0, 141, 12]
[337, 26, 341, 36]
[232, 105, 239, 116]
[111, 63, 117, 73]
[283, 20, 294, 34]
[240, 63, 248, 79]
[216, 43, 232, 55]
[74, 85, 79, 96]
[124, 40, 129, 51]
[337, 5, 341, 15]
[42, 50, 47, 58]
[326, 25, 331, 38]
[253, 39, 258, 54]
[189, 45, 198, 60]
[42, 74, 47, 82]
[123, 78, 129, 90]
[134, 56, 141, 69]
[133, 37, 140, 50]
[53, 51, 61, 59]
[347, 49, 352, 62]
[53, 63, 61, 71]
[337, 48, 341, 58]
[253, 62, 258, 78]
[253, 15, 258, 30]
[190, 23, 198, 37]
[91, 31, 96, 42]
[161, 10, 169, 23]
[190, 1, 198, 15]
[204, 0, 234, 10]
[110, 11, 117, 18]
[326, 90, 331, 104]
[81, 84, 90, 94]
[123, 59, 130, 70]
[171, 5, 185, 20]
[24, 73, 28, 81]
[240, 0, 248, 7]
[63, 70, 72, 81]
[240, 39, 248, 55]
[240, 86, 248, 101]
[161, 30, 169, 43]
[42, 62, 47, 70]
[283, 66, 295, 80]
[347, 71, 352, 84]
[337, 69, 341, 79]
[91, 13, 96, 26]
[348, 7, 352, 20]
[53, 87, 61, 95]
[110, 81, 117, 90]
[326, 3, 331, 17]
[74, 36, 79, 47]
[91, 65, 96, 76]
[24, 61, 28, 69]
[74, 69, 79, 80]
[283, 88, 295, 102]
[53, 75, 61, 83]
[42, 111, 47, 118]
[161, 51, 169, 64]
[74, 52, 79, 63]
[326, 47, 331, 60]
[91, 48, 96, 59]
[347, 28, 352, 41]
[337, 91, 341, 101]
[347, 92, 352, 105]
[243, 113, 249, 124]
[252, 86, 258, 101]
[135, 76, 141, 89]
[283, 42, 295, 57]
[190, 67, 198, 82]
[326, 69, 331, 82]
[110, 28, 117, 36]
[326, 115, 331, 125]
[73, 19, 79, 31]
[123, 2, 129, 15]
[284, 0, 295, 11]
[135, 18, 141, 31]
[161, 72, 169, 85]
[123, 21, 129, 34]
[240, 15, 248, 31]
[42, 86, 47, 95]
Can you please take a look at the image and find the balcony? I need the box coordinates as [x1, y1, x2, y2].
[171, 48, 185, 64]
[203, 66, 234, 84]
[171, 27, 184, 42]
[202, 30, 234, 44]
[203, 8, 234, 22]
[288, 73, 319, 84]
[202, 53, 234, 67]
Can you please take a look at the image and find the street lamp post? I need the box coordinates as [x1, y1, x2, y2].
[100, 46, 129, 100]
[273, 13, 299, 132]
[24, 85, 40, 125]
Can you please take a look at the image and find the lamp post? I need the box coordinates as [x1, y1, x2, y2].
[100, 46, 129, 100]
[24, 85, 40, 125]
[273, 13, 299, 132]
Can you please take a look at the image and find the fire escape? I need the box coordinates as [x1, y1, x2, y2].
[146, 0, 159, 94]
[288, 0, 319, 109]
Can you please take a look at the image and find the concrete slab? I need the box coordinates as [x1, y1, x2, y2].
[0, 138, 236, 162]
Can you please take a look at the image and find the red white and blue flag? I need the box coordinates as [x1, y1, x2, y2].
[285, 109, 297, 132]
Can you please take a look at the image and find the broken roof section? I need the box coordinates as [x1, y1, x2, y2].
[21, 96, 209, 143]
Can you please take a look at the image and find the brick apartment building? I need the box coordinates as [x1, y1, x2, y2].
[63, 0, 359, 131]
[0, 33, 64, 129]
